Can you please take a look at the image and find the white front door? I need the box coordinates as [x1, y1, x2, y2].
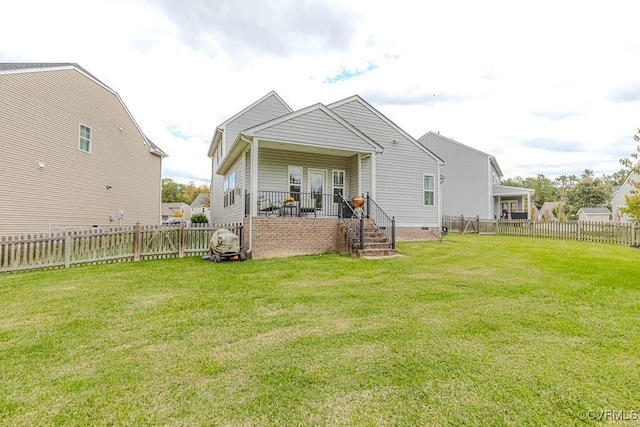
[309, 169, 326, 210]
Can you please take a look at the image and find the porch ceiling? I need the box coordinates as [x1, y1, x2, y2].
[493, 185, 532, 197]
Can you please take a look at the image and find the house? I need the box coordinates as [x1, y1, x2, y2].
[612, 171, 639, 223]
[161, 203, 191, 222]
[417, 132, 533, 219]
[190, 192, 211, 218]
[538, 201, 562, 221]
[577, 207, 611, 222]
[208, 91, 444, 258]
[0, 63, 166, 236]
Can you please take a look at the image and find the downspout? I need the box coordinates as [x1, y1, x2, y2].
[240, 134, 254, 255]
[437, 162, 442, 228]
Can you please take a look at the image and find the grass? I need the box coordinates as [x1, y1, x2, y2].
[1, 235, 639, 426]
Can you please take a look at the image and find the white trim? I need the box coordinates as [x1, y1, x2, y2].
[332, 169, 345, 201]
[288, 165, 302, 195]
[78, 123, 92, 153]
[250, 138, 259, 217]
[423, 174, 435, 206]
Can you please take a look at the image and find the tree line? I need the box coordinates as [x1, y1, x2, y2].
[162, 178, 210, 206]
[501, 133, 640, 221]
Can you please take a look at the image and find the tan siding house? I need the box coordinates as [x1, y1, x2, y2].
[0, 63, 166, 235]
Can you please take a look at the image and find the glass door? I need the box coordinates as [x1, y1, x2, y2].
[309, 170, 326, 211]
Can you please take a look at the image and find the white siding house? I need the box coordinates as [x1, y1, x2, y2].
[612, 171, 639, 223]
[418, 132, 532, 219]
[207, 92, 444, 257]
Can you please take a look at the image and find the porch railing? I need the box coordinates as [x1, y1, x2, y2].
[365, 193, 396, 249]
[337, 194, 364, 250]
[251, 190, 352, 217]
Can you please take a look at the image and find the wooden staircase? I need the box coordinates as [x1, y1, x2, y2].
[354, 219, 397, 258]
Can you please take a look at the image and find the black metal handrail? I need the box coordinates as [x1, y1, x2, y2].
[253, 190, 351, 217]
[365, 192, 396, 249]
[337, 193, 364, 250]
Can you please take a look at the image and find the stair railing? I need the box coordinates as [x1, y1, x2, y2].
[365, 193, 396, 249]
[338, 194, 364, 250]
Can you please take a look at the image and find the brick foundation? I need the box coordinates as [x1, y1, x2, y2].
[243, 216, 343, 259]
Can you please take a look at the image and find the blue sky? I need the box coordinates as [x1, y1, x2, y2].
[2, 0, 639, 185]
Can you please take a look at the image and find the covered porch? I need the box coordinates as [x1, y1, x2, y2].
[493, 185, 534, 219]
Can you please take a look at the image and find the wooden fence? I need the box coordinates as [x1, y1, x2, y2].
[443, 215, 640, 246]
[0, 223, 242, 273]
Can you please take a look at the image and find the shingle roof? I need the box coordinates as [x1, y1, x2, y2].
[578, 207, 611, 214]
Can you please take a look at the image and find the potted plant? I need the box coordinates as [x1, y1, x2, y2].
[351, 195, 365, 208]
[284, 195, 295, 206]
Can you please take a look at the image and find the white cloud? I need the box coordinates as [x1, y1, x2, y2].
[2, 0, 640, 186]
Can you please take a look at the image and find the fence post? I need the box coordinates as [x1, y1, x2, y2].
[577, 221, 581, 241]
[632, 222, 636, 246]
[179, 222, 185, 258]
[459, 214, 464, 234]
[64, 233, 71, 268]
[475, 215, 480, 234]
[134, 222, 141, 261]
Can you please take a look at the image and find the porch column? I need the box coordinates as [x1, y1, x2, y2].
[527, 191, 532, 219]
[250, 138, 259, 217]
[370, 153, 377, 199]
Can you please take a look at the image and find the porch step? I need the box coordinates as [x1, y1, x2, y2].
[357, 248, 398, 258]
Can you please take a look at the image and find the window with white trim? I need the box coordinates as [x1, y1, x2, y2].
[423, 174, 435, 206]
[223, 171, 236, 207]
[289, 166, 302, 201]
[79, 124, 91, 153]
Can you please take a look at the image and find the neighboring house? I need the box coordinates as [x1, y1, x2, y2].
[417, 132, 533, 219]
[190, 192, 211, 218]
[577, 207, 611, 222]
[0, 63, 166, 235]
[208, 91, 444, 258]
[161, 203, 191, 221]
[612, 171, 639, 223]
[538, 201, 562, 221]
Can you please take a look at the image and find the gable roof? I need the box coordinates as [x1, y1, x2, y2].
[328, 95, 444, 165]
[418, 131, 502, 176]
[577, 207, 611, 214]
[1, 62, 166, 158]
[208, 91, 293, 157]
[190, 192, 209, 208]
[217, 102, 383, 175]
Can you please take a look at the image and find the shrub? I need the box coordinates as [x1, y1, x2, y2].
[190, 213, 208, 224]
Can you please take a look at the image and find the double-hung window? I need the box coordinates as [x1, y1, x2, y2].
[223, 171, 236, 207]
[79, 124, 91, 153]
[423, 174, 435, 206]
[333, 170, 345, 203]
[289, 166, 302, 201]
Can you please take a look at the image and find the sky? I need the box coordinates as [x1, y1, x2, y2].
[2, 0, 640, 186]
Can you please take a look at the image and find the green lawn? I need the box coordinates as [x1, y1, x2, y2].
[1, 235, 639, 426]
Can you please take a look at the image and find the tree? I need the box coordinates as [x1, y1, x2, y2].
[162, 178, 210, 204]
[525, 174, 557, 208]
[618, 129, 640, 221]
[565, 175, 611, 213]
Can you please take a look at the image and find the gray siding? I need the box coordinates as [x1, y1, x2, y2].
[420, 133, 492, 218]
[254, 108, 375, 152]
[347, 155, 359, 196]
[257, 149, 349, 193]
[332, 101, 440, 227]
[223, 93, 291, 154]
[213, 155, 245, 224]
[612, 172, 639, 222]
[0, 68, 162, 236]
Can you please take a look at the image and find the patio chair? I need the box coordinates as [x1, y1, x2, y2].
[299, 196, 317, 217]
[258, 199, 281, 216]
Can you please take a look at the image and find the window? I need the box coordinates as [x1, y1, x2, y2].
[289, 166, 302, 201]
[423, 174, 435, 206]
[79, 124, 91, 153]
[223, 171, 236, 207]
[333, 170, 345, 203]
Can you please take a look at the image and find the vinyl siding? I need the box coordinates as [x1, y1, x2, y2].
[223, 94, 291, 154]
[257, 149, 349, 193]
[0, 68, 162, 236]
[331, 101, 439, 226]
[213, 155, 245, 224]
[612, 172, 639, 222]
[253, 108, 375, 152]
[420, 133, 492, 218]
